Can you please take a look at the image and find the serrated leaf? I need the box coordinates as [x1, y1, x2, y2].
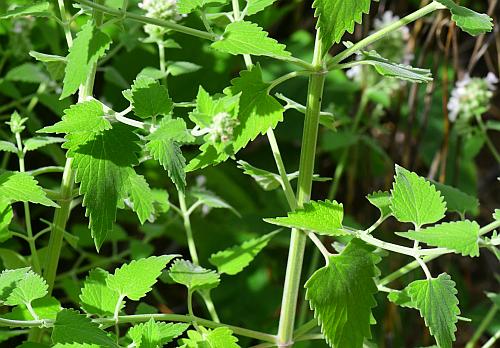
[356, 50, 433, 83]
[0, 268, 30, 303]
[209, 231, 279, 275]
[0, 171, 58, 207]
[123, 77, 173, 119]
[366, 191, 391, 218]
[3, 296, 61, 320]
[406, 273, 460, 348]
[390, 165, 446, 228]
[265, 200, 345, 237]
[61, 21, 111, 99]
[52, 309, 118, 347]
[127, 172, 155, 224]
[146, 116, 194, 192]
[177, 0, 227, 14]
[313, 0, 373, 50]
[178, 327, 240, 348]
[305, 239, 379, 348]
[6, 63, 48, 84]
[494, 209, 500, 221]
[396, 220, 480, 257]
[24, 136, 65, 152]
[387, 289, 415, 309]
[0, 198, 13, 243]
[166, 61, 202, 76]
[169, 259, 220, 292]
[436, 0, 493, 36]
[29, 51, 67, 81]
[128, 318, 189, 348]
[107, 256, 177, 301]
[246, 0, 277, 15]
[190, 188, 240, 216]
[187, 65, 283, 170]
[431, 181, 478, 215]
[212, 21, 291, 59]
[4, 271, 48, 307]
[80, 268, 121, 317]
[0, 141, 18, 154]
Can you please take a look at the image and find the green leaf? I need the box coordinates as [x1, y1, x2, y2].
[495, 209, 500, 221]
[169, 259, 220, 292]
[128, 318, 189, 348]
[0, 171, 58, 207]
[431, 181, 478, 215]
[0, 1, 50, 18]
[305, 239, 379, 348]
[390, 165, 446, 228]
[166, 61, 202, 76]
[0, 268, 30, 303]
[406, 273, 460, 348]
[190, 188, 240, 216]
[29, 51, 67, 81]
[0, 198, 13, 243]
[4, 271, 48, 307]
[5, 63, 48, 84]
[24, 136, 65, 152]
[246, 0, 278, 16]
[356, 50, 433, 83]
[209, 231, 279, 275]
[177, 0, 227, 14]
[187, 65, 283, 170]
[436, 0, 493, 36]
[212, 21, 291, 59]
[107, 256, 177, 301]
[178, 327, 240, 348]
[3, 296, 61, 320]
[366, 191, 392, 218]
[61, 21, 111, 99]
[52, 309, 118, 348]
[312, 0, 373, 49]
[387, 289, 415, 309]
[80, 268, 121, 317]
[0, 141, 18, 154]
[396, 220, 480, 257]
[265, 200, 346, 237]
[123, 77, 173, 119]
[127, 172, 155, 224]
[145, 116, 194, 192]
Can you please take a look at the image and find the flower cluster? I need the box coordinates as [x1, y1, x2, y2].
[448, 73, 498, 122]
[138, 0, 181, 40]
[208, 112, 240, 143]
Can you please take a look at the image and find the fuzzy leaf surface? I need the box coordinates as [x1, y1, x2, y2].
[128, 318, 189, 348]
[107, 256, 177, 301]
[209, 231, 279, 275]
[431, 181, 478, 215]
[80, 268, 121, 317]
[246, 0, 277, 15]
[169, 259, 220, 292]
[390, 165, 446, 228]
[127, 173, 155, 224]
[366, 191, 392, 218]
[61, 21, 111, 99]
[123, 77, 173, 119]
[0, 171, 58, 207]
[305, 239, 379, 348]
[436, 0, 493, 36]
[406, 273, 460, 348]
[212, 21, 291, 59]
[4, 271, 48, 306]
[265, 200, 345, 236]
[0, 141, 17, 154]
[52, 309, 118, 347]
[396, 220, 480, 257]
[0, 2, 50, 18]
[178, 327, 240, 348]
[0, 268, 30, 303]
[24, 136, 65, 152]
[177, 0, 227, 14]
[313, 0, 372, 49]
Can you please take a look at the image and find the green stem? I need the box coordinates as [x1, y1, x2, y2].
[15, 133, 41, 274]
[57, 0, 74, 46]
[44, 0, 104, 294]
[479, 220, 500, 236]
[74, 0, 217, 41]
[466, 306, 498, 348]
[277, 31, 326, 347]
[482, 329, 500, 348]
[178, 191, 199, 265]
[329, 1, 443, 67]
[378, 255, 439, 286]
[475, 114, 500, 164]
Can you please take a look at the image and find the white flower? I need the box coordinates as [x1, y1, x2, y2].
[191, 112, 240, 145]
[139, 0, 182, 39]
[448, 73, 497, 122]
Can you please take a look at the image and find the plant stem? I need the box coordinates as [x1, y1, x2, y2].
[329, 1, 443, 67]
[479, 220, 500, 236]
[482, 329, 500, 348]
[15, 133, 41, 274]
[178, 191, 199, 265]
[475, 114, 500, 164]
[44, 0, 104, 294]
[378, 255, 439, 286]
[74, 0, 217, 41]
[277, 31, 326, 347]
[466, 305, 498, 348]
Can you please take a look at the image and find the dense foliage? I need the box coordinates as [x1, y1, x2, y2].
[0, 0, 499, 347]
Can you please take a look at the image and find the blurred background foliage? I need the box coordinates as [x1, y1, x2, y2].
[0, 0, 499, 347]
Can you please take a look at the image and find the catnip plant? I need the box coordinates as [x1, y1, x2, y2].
[0, 0, 499, 348]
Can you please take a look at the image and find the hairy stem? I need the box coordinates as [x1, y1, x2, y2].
[277, 31, 326, 347]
